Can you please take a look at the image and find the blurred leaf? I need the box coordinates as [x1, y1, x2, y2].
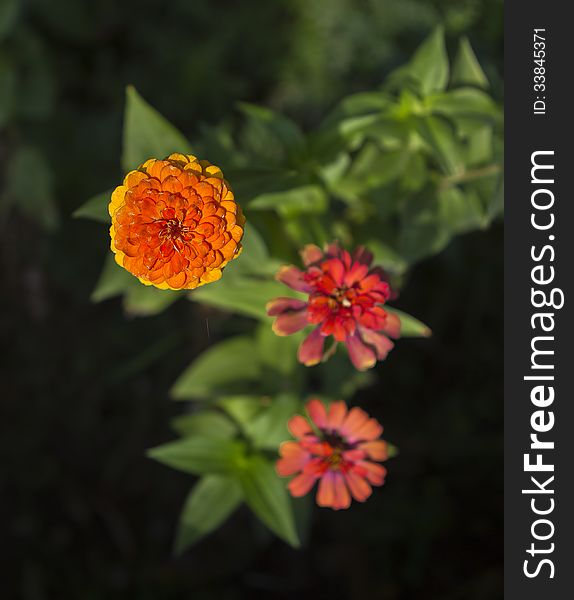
[0, 53, 15, 126]
[451, 37, 489, 89]
[428, 88, 500, 122]
[366, 240, 408, 275]
[236, 454, 299, 547]
[389, 27, 449, 95]
[148, 437, 246, 476]
[326, 91, 389, 121]
[73, 190, 111, 222]
[218, 396, 267, 429]
[191, 276, 299, 320]
[416, 115, 464, 175]
[123, 281, 182, 316]
[464, 126, 493, 166]
[122, 86, 192, 171]
[438, 185, 486, 233]
[171, 336, 261, 401]
[244, 393, 301, 450]
[256, 324, 303, 377]
[174, 475, 243, 554]
[248, 185, 327, 216]
[238, 102, 305, 156]
[385, 307, 432, 338]
[92, 254, 181, 316]
[336, 144, 410, 202]
[1, 145, 58, 230]
[171, 411, 237, 439]
[318, 350, 375, 399]
[399, 186, 451, 262]
[14, 32, 55, 120]
[0, 0, 19, 41]
[228, 222, 280, 277]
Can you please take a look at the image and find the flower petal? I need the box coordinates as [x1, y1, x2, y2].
[306, 398, 328, 429]
[323, 258, 345, 287]
[359, 328, 394, 360]
[316, 471, 336, 508]
[333, 471, 351, 510]
[344, 469, 372, 502]
[343, 262, 369, 287]
[289, 472, 318, 497]
[345, 333, 377, 371]
[341, 407, 370, 439]
[358, 440, 388, 460]
[300, 244, 324, 266]
[288, 414, 313, 438]
[356, 461, 387, 486]
[382, 311, 401, 339]
[266, 297, 307, 316]
[352, 246, 374, 267]
[327, 401, 347, 431]
[276, 265, 313, 293]
[353, 418, 384, 442]
[272, 310, 308, 336]
[297, 329, 325, 366]
[317, 471, 351, 510]
[276, 442, 311, 476]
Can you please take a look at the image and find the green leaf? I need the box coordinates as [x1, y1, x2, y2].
[171, 336, 261, 401]
[390, 27, 449, 95]
[122, 85, 192, 171]
[244, 394, 301, 450]
[91, 254, 134, 303]
[227, 222, 279, 277]
[1, 145, 58, 231]
[0, 53, 16, 126]
[451, 37, 489, 89]
[218, 395, 267, 429]
[399, 187, 451, 262]
[464, 126, 493, 167]
[238, 102, 305, 156]
[91, 253, 181, 316]
[73, 190, 111, 223]
[248, 185, 327, 216]
[123, 280, 182, 316]
[171, 410, 237, 439]
[327, 92, 390, 120]
[336, 144, 410, 202]
[236, 454, 299, 547]
[191, 276, 298, 320]
[174, 475, 243, 553]
[416, 115, 464, 176]
[428, 88, 500, 122]
[0, 0, 19, 41]
[148, 437, 246, 476]
[385, 307, 432, 338]
[256, 324, 303, 377]
[438, 186, 486, 233]
[366, 240, 408, 275]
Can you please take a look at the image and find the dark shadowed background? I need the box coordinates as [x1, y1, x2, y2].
[1, 0, 503, 598]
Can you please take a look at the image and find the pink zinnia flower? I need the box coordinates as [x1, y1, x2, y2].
[266, 242, 400, 371]
[276, 399, 389, 510]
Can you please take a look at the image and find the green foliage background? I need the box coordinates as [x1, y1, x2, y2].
[1, 0, 503, 598]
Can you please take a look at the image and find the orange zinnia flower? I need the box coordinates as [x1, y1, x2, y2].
[109, 153, 245, 290]
[276, 399, 389, 510]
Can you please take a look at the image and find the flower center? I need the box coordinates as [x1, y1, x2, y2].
[329, 286, 353, 309]
[159, 218, 190, 241]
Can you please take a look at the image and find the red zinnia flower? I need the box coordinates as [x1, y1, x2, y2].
[276, 399, 389, 510]
[266, 242, 400, 371]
